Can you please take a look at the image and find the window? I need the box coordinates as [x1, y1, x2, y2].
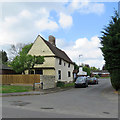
[68, 71, 71, 77]
[68, 63, 70, 67]
[58, 70, 61, 80]
[64, 62, 66, 66]
[59, 58, 62, 65]
[29, 70, 34, 74]
[35, 69, 43, 75]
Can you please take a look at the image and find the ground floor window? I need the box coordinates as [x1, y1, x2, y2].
[58, 70, 61, 80]
[68, 71, 71, 77]
[35, 69, 43, 75]
[29, 70, 34, 74]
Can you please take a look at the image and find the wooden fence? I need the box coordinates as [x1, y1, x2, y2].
[0, 74, 40, 85]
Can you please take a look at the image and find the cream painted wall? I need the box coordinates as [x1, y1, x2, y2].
[28, 35, 54, 56]
[34, 57, 55, 68]
[43, 69, 55, 76]
[55, 58, 74, 82]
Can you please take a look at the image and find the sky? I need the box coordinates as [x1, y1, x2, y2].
[0, 0, 119, 69]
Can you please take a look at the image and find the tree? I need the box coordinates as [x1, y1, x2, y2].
[9, 43, 27, 61]
[90, 66, 98, 71]
[83, 66, 90, 76]
[73, 62, 79, 70]
[102, 64, 107, 70]
[11, 54, 44, 74]
[20, 43, 33, 55]
[11, 44, 44, 74]
[100, 11, 120, 91]
[0, 50, 8, 64]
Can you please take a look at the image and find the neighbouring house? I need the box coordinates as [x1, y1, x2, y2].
[26, 35, 74, 83]
[91, 70, 110, 77]
[0, 64, 16, 75]
[77, 66, 87, 77]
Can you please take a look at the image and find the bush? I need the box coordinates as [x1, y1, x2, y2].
[110, 69, 120, 91]
[94, 75, 100, 78]
[56, 81, 65, 87]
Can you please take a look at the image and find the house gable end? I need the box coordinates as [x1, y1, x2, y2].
[28, 35, 55, 56]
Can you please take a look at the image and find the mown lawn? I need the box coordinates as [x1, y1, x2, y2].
[0, 85, 33, 93]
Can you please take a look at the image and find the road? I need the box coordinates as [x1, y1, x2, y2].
[1, 78, 118, 118]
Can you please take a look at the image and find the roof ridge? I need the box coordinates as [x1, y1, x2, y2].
[42, 37, 65, 53]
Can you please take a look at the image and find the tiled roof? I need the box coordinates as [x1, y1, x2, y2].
[40, 35, 73, 64]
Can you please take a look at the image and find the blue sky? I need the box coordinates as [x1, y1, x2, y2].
[0, 1, 119, 69]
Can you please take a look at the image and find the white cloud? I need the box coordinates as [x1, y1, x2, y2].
[59, 13, 73, 28]
[73, 38, 88, 48]
[19, 9, 32, 18]
[56, 38, 66, 48]
[35, 8, 59, 31]
[59, 36, 104, 68]
[35, 18, 58, 31]
[79, 3, 105, 15]
[36, 8, 49, 18]
[0, 8, 59, 48]
[69, 0, 105, 15]
[71, 0, 89, 10]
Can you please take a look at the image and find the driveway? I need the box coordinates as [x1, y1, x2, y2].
[1, 78, 118, 118]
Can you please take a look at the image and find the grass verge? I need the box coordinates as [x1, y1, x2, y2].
[0, 85, 33, 93]
[63, 83, 74, 88]
[99, 77, 110, 79]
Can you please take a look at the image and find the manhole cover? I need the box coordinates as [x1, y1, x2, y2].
[9, 101, 31, 106]
[40, 107, 54, 109]
[103, 112, 110, 114]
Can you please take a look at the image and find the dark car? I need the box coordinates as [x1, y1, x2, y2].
[87, 77, 98, 84]
[75, 77, 88, 88]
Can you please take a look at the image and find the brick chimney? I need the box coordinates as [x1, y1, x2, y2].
[49, 35, 56, 46]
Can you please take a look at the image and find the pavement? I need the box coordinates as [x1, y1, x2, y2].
[0, 86, 73, 97]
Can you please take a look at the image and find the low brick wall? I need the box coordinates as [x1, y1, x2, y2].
[40, 75, 56, 90]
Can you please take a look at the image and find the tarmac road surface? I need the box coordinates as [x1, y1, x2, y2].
[1, 78, 118, 118]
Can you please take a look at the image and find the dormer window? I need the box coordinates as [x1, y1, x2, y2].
[59, 58, 62, 65]
[68, 63, 70, 67]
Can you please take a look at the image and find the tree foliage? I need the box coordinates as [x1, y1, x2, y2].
[83, 66, 90, 76]
[11, 43, 44, 74]
[100, 11, 120, 71]
[73, 62, 79, 70]
[0, 50, 8, 64]
[100, 11, 120, 90]
[20, 43, 33, 55]
[90, 67, 98, 71]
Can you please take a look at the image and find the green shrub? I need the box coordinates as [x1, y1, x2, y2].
[94, 75, 100, 78]
[110, 69, 120, 91]
[56, 81, 65, 87]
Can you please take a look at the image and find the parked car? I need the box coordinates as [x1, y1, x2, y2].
[87, 77, 98, 84]
[75, 77, 88, 88]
